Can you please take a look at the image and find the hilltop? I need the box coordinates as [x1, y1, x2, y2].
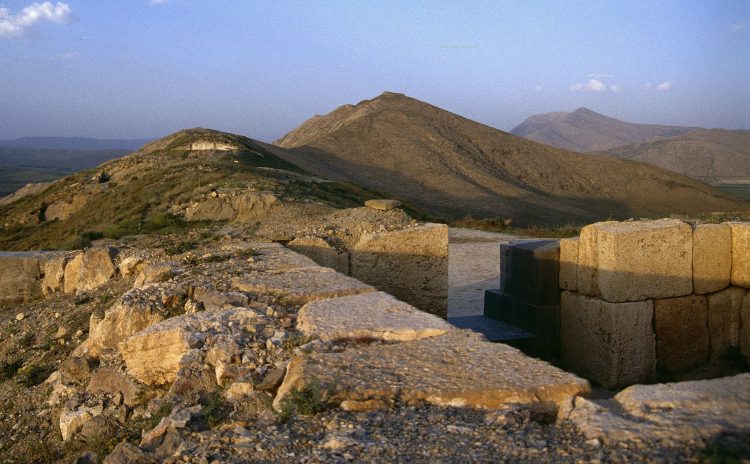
[595, 129, 750, 183]
[0, 128, 385, 250]
[510, 108, 697, 152]
[275, 92, 746, 225]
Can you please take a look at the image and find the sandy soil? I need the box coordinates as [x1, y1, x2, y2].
[447, 228, 518, 317]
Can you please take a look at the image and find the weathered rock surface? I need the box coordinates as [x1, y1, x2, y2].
[119, 308, 260, 386]
[707, 286, 746, 358]
[185, 190, 280, 222]
[577, 219, 692, 302]
[729, 222, 750, 288]
[568, 374, 750, 446]
[561, 291, 655, 388]
[297, 291, 452, 342]
[559, 237, 578, 291]
[77, 246, 118, 292]
[241, 242, 320, 272]
[742, 292, 750, 362]
[87, 367, 146, 407]
[654, 295, 709, 373]
[63, 252, 84, 294]
[350, 223, 448, 317]
[0, 252, 42, 304]
[233, 268, 375, 305]
[275, 330, 589, 412]
[133, 262, 181, 288]
[692, 223, 731, 294]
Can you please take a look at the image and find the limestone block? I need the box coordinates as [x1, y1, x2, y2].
[692, 224, 731, 294]
[561, 291, 655, 388]
[63, 252, 84, 294]
[287, 236, 349, 274]
[192, 287, 248, 311]
[568, 374, 750, 445]
[233, 268, 375, 305]
[741, 293, 750, 362]
[654, 295, 709, 373]
[134, 262, 181, 288]
[60, 408, 95, 441]
[729, 222, 750, 288]
[559, 237, 579, 291]
[85, 288, 170, 357]
[274, 330, 589, 412]
[119, 256, 147, 278]
[577, 219, 692, 303]
[243, 243, 320, 272]
[0, 252, 42, 305]
[707, 286, 746, 358]
[41, 254, 68, 296]
[297, 291, 452, 342]
[76, 246, 118, 292]
[350, 223, 448, 318]
[364, 199, 401, 211]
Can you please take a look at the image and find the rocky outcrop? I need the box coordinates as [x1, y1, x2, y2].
[185, 190, 280, 222]
[0, 251, 68, 305]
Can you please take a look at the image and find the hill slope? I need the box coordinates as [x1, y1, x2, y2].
[510, 108, 697, 152]
[275, 92, 746, 225]
[0, 128, 383, 250]
[595, 129, 750, 183]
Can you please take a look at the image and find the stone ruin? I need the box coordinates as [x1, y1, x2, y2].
[485, 218, 750, 389]
[186, 140, 238, 151]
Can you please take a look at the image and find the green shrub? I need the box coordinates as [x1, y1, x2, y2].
[276, 377, 333, 423]
[1, 359, 23, 380]
[17, 364, 53, 387]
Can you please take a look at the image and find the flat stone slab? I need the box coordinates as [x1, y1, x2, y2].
[364, 199, 402, 211]
[447, 315, 534, 342]
[242, 243, 320, 272]
[274, 330, 590, 411]
[233, 268, 375, 305]
[568, 373, 750, 446]
[297, 291, 452, 342]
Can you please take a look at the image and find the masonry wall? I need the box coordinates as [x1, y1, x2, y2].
[560, 219, 750, 388]
[288, 223, 449, 318]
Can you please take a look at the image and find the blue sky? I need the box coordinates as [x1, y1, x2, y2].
[1, 0, 748, 141]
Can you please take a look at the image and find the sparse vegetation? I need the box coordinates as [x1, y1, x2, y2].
[16, 363, 53, 387]
[452, 216, 582, 238]
[276, 377, 334, 423]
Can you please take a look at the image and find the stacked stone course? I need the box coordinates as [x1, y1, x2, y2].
[560, 219, 750, 388]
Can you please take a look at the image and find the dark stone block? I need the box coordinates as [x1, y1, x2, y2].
[484, 289, 512, 322]
[506, 240, 561, 306]
[510, 300, 560, 357]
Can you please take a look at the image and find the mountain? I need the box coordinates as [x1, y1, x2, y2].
[595, 129, 750, 183]
[0, 147, 131, 197]
[0, 128, 382, 250]
[510, 108, 698, 152]
[0, 136, 152, 151]
[274, 92, 746, 225]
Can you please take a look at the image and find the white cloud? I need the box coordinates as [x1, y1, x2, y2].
[656, 81, 672, 91]
[0, 2, 71, 38]
[571, 79, 610, 93]
[730, 20, 747, 33]
[609, 84, 620, 93]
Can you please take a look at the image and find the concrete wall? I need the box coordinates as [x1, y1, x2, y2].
[288, 223, 449, 318]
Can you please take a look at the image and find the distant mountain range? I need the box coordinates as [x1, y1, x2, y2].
[510, 108, 698, 152]
[595, 129, 750, 183]
[273, 92, 745, 225]
[0, 137, 152, 151]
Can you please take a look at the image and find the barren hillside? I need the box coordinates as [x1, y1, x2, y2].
[511, 107, 697, 152]
[274, 92, 746, 225]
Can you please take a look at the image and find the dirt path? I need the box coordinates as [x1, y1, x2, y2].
[447, 228, 519, 317]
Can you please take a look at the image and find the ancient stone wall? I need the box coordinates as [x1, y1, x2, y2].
[288, 223, 449, 318]
[487, 219, 750, 389]
[0, 246, 124, 305]
[187, 140, 237, 151]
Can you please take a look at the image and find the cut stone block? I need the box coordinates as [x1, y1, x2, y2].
[568, 373, 750, 445]
[483, 289, 511, 322]
[559, 237, 579, 291]
[297, 291, 452, 342]
[577, 219, 692, 303]
[506, 240, 560, 306]
[244, 243, 320, 272]
[741, 293, 750, 362]
[729, 222, 750, 288]
[654, 295, 709, 373]
[561, 291, 655, 388]
[274, 330, 589, 412]
[707, 286, 746, 358]
[0, 252, 45, 305]
[350, 223, 448, 318]
[510, 300, 560, 357]
[233, 268, 375, 305]
[692, 224, 731, 294]
[287, 236, 349, 274]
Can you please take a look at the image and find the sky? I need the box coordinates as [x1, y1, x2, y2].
[0, 0, 748, 141]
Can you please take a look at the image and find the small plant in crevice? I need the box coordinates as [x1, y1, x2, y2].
[276, 376, 334, 424]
